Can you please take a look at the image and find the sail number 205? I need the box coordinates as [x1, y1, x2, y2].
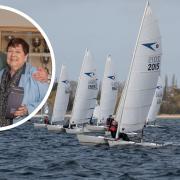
[148, 56, 161, 71]
[148, 63, 159, 71]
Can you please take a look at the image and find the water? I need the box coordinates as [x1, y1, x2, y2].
[0, 119, 180, 180]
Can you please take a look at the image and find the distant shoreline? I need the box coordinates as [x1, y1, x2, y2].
[157, 114, 180, 119]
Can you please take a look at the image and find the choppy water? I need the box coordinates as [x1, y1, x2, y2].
[0, 119, 180, 180]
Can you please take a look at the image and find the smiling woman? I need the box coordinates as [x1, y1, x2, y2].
[0, 38, 49, 127]
[6, 38, 29, 74]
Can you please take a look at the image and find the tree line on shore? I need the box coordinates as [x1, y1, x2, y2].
[160, 74, 180, 114]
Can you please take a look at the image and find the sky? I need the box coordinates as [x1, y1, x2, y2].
[0, 0, 179, 86]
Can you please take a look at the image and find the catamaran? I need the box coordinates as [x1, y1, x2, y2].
[47, 65, 70, 133]
[66, 49, 98, 134]
[108, 1, 162, 147]
[86, 55, 118, 132]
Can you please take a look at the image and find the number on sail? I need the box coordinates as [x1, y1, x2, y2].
[148, 63, 159, 71]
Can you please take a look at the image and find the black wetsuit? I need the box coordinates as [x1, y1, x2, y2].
[118, 133, 130, 141]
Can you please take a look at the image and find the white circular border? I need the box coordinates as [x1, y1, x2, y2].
[0, 5, 55, 131]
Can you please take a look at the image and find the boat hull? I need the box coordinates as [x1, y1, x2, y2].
[108, 139, 163, 147]
[77, 134, 108, 145]
[85, 124, 106, 132]
[65, 126, 90, 134]
[65, 127, 84, 134]
[105, 131, 111, 136]
[47, 125, 65, 133]
[34, 123, 47, 128]
[146, 124, 163, 128]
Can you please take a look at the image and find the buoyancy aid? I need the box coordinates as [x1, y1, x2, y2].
[109, 124, 117, 132]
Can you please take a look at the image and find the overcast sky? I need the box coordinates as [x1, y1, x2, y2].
[0, 0, 179, 85]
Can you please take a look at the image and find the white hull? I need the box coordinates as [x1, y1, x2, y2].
[105, 131, 111, 136]
[146, 124, 163, 128]
[47, 124, 65, 133]
[33, 114, 48, 118]
[34, 123, 47, 128]
[65, 127, 84, 134]
[127, 132, 138, 135]
[85, 124, 106, 132]
[105, 131, 138, 137]
[65, 126, 90, 134]
[77, 134, 108, 145]
[108, 139, 163, 147]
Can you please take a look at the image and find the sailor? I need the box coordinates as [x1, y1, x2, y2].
[109, 119, 118, 138]
[106, 115, 114, 129]
[70, 124, 76, 129]
[89, 116, 94, 125]
[118, 132, 130, 141]
[44, 116, 49, 124]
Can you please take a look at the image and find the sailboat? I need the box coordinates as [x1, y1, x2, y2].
[66, 49, 98, 134]
[108, 1, 162, 147]
[47, 65, 70, 133]
[146, 76, 163, 127]
[85, 55, 118, 132]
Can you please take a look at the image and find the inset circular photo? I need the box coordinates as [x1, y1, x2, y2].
[0, 6, 55, 130]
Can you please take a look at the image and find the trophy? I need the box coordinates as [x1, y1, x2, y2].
[4, 35, 15, 51]
[40, 56, 50, 74]
[32, 37, 41, 53]
[5, 35, 15, 42]
[40, 39, 50, 74]
[43, 39, 50, 53]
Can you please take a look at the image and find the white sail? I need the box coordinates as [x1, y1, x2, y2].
[116, 2, 162, 134]
[146, 76, 163, 123]
[51, 65, 70, 123]
[43, 102, 49, 115]
[93, 105, 100, 119]
[70, 49, 98, 125]
[98, 55, 118, 124]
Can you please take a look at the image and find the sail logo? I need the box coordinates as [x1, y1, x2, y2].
[84, 72, 95, 77]
[142, 42, 159, 51]
[111, 82, 118, 91]
[62, 80, 69, 84]
[62, 80, 71, 93]
[108, 75, 115, 80]
[88, 79, 98, 90]
[156, 85, 162, 89]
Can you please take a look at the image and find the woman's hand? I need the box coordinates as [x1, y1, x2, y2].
[14, 105, 28, 117]
[32, 67, 48, 83]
